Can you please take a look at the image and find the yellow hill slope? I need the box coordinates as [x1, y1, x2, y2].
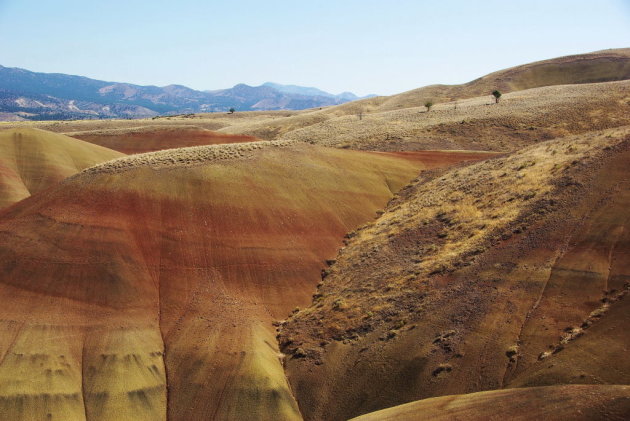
[0, 128, 124, 208]
[351, 385, 630, 421]
[0, 140, 489, 420]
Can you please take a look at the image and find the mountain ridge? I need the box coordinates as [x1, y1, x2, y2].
[0, 65, 369, 121]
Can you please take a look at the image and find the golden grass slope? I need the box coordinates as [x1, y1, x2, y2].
[0, 141, 481, 420]
[0, 128, 124, 209]
[280, 126, 630, 420]
[2, 49, 628, 153]
[261, 80, 630, 151]
[350, 385, 630, 421]
[371, 48, 630, 111]
[213, 49, 630, 142]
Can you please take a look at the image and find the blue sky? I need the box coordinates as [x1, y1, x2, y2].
[0, 0, 629, 95]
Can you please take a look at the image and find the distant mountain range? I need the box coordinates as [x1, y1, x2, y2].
[0, 65, 375, 121]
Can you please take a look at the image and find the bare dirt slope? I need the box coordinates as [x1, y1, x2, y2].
[0, 128, 124, 209]
[350, 385, 630, 421]
[68, 125, 260, 154]
[0, 139, 490, 420]
[280, 126, 630, 420]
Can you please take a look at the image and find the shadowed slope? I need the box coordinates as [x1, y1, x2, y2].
[280, 127, 630, 420]
[350, 385, 630, 421]
[69, 125, 260, 154]
[0, 128, 124, 208]
[0, 140, 489, 420]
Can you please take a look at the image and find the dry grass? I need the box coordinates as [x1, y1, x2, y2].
[81, 139, 298, 175]
[2, 50, 628, 156]
[280, 80, 630, 151]
[280, 126, 630, 350]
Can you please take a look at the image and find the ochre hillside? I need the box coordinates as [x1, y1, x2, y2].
[0, 139, 490, 420]
[69, 125, 260, 154]
[351, 385, 630, 421]
[370, 48, 630, 111]
[213, 49, 630, 143]
[219, 80, 630, 151]
[0, 128, 124, 209]
[280, 126, 630, 420]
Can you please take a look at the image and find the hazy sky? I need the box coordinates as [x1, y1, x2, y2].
[1, 0, 629, 95]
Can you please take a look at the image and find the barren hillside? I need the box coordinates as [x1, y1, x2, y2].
[0, 139, 490, 420]
[0, 128, 124, 209]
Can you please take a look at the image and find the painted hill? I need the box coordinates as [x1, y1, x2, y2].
[0, 128, 124, 209]
[279, 126, 630, 420]
[351, 385, 630, 421]
[67, 125, 260, 154]
[0, 138, 490, 420]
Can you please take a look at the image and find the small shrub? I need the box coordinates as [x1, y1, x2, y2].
[432, 363, 452, 376]
[332, 298, 346, 310]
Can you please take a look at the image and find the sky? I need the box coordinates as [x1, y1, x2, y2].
[0, 0, 629, 96]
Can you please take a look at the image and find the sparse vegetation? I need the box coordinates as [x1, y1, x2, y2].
[492, 90, 502, 103]
[432, 363, 453, 376]
[424, 101, 434, 112]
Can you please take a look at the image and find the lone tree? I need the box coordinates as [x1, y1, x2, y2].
[424, 101, 434, 112]
[228, 107, 236, 114]
[492, 90, 502, 104]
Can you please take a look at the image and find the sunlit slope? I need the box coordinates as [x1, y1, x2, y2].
[280, 127, 630, 420]
[0, 141, 486, 420]
[374, 48, 630, 111]
[69, 125, 260, 154]
[0, 128, 124, 208]
[276, 80, 630, 151]
[217, 49, 630, 143]
[350, 385, 630, 421]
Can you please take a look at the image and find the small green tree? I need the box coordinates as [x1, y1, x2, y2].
[228, 107, 235, 114]
[492, 90, 502, 104]
[424, 101, 433, 112]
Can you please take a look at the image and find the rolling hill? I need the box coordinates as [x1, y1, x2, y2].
[218, 79, 630, 151]
[0, 128, 124, 209]
[0, 48, 629, 420]
[279, 126, 630, 420]
[67, 125, 260, 154]
[211, 48, 630, 145]
[0, 137, 490, 420]
[369, 48, 630, 111]
[2, 49, 628, 154]
[351, 385, 630, 421]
